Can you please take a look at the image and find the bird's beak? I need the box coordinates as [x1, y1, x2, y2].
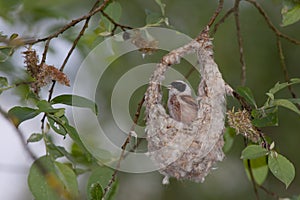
[167, 85, 172, 90]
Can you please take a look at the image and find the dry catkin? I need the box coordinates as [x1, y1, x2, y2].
[145, 27, 232, 184]
[23, 49, 70, 94]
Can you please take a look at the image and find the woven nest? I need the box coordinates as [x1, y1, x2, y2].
[144, 27, 231, 184]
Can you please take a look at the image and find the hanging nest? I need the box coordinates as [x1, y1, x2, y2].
[144, 27, 232, 184]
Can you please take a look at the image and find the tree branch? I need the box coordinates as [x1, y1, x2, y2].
[276, 37, 300, 109]
[102, 96, 145, 198]
[0, 107, 72, 199]
[101, 10, 133, 35]
[26, 0, 111, 45]
[207, 0, 224, 28]
[212, 7, 235, 35]
[41, 0, 111, 130]
[247, 159, 260, 200]
[46, 0, 103, 102]
[244, 0, 300, 108]
[234, 0, 247, 86]
[245, 0, 300, 45]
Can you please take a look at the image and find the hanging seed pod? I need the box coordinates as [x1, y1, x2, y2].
[145, 27, 232, 184]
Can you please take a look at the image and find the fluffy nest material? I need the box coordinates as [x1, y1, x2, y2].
[144, 27, 232, 184]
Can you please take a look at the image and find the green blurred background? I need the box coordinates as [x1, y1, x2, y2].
[0, 0, 300, 199]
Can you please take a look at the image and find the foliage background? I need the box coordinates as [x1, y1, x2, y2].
[0, 0, 300, 199]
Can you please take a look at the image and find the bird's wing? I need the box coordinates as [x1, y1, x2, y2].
[180, 95, 198, 110]
[169, 95, 182, 121]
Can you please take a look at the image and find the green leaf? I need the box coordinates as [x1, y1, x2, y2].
[74, 167, 88, 176]
[51, 94, 98, 115]
[290, 195, 300, 200]
[54, 145, 76, 163]
[47, 143, 65, 159]
[8, 106, 40, 127]
[28, 156, 61, 200]
[94, 20, 109, 36]
[53, 108, 65, 118]
[282, 0, 300, 26]
[243, 156, 268, 185]
[268, 78, 300, 95]
[54, 162, 79, 198]
[9, 33, 18, 40]
[37, 100, 65, 114]
[268, 153, 295, 188]
[47, 115, 68, 136]
[28, 156, 79, 200]
[47, 114, 92, 161]
[155, 0, 166, 16]
[0, 76, 8, 87]
[102, 1, 122, 32]
[145, 9, 164, 26]
[273, 99, 300, 115]
[87, 167, 118, 200]
[71, 142, 92, 164]
[0, 76, 8, 94]
[223, 127, 236, 153]
[0, 46, 14, 62]
[64, 122, 91, 155]
[27, 133, 43, 143]
[236, 86, 257, 108]
[266, 92, 275, 101]
[287, 98, 300, 104]
[47, 143, 75, 162]
[89, 183, 103, 200]
[48, 116, 92, 161]
[252, 107, 278, 127]
[241, 145, 269, 159]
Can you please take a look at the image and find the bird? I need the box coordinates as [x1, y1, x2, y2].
[167, 80, 198, 124]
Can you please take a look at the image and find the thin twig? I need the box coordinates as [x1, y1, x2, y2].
[102, 96, 145, 198]
[247, 159, 260, 200]
[276, 37, 300, 109]
[233, 91, 277, 199]
[245, 0, 300, 45]
[212, 7, 235, 35]
[46, 0, 101, 102]
[276, 38, 290, 85]
[244, 0, 300, 108]
[26, 0, 111, 45]
[234, 0, 247, 86]
[257, 184, 280, 199]
[40, 0, 110, 130]
[207, 0, 225, 28]
[101, 10, 133, 35]
[41, 39, 50, 66]
[248, 154, 280, 199]
[232, 91, 252, 112]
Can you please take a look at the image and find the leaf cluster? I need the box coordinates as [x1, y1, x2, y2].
[6, 94, 117, 200]
[224, 79, 300, 198]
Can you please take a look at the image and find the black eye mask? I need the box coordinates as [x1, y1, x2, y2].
[171, 81, 186, 92]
